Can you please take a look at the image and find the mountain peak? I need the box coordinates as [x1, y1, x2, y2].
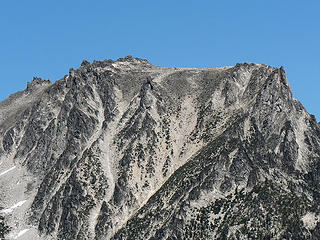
[116, 55, 150, 64]
[1, 57, 320, 240]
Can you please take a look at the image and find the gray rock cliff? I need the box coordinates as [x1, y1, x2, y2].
[0, 57, 320, 239]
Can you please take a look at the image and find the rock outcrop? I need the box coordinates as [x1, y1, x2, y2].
[26, 77, 51, 92]
[0, 57, 319, 239]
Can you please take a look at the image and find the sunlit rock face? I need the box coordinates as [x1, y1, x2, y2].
[0, 56, 320, 240]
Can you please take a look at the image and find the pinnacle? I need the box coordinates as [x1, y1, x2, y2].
[26, 77, 51, 91]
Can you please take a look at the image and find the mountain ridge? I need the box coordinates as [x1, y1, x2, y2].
[0, 56, 320, 239]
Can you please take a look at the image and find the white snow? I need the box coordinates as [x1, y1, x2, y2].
[1, 200, 27, 214]
[14, 229, 30, 239]
[0, 166, 16, 177]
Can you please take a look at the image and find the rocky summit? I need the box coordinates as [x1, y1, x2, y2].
[0, 56, 320, 240]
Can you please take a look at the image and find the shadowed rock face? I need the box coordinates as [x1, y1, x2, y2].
[0, 57, 320, 239]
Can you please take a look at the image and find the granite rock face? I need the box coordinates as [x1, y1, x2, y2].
[0, 57, 320, 239]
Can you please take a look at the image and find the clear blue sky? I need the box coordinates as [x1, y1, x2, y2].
[1, 1, 319, 120]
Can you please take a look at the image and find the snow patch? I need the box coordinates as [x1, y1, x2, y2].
[0, 166, 16, 177]
[1, 200, 27, 214]
[14, 229, 30, 239]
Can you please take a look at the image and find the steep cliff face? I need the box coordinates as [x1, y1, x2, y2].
[0, 56, 319, 239]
